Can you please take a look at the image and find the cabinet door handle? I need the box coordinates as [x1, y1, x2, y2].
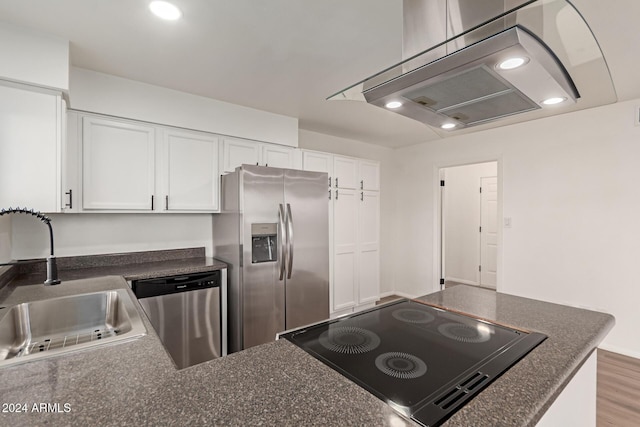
[336, 190, 339, 200]
[360, 180, 364, 190]
[65, 189, 73, 209]
[328, 189, 331, 200]
[165, 195, 169, 210]
[266, 163, 268, 167]
[151, 195, 154, 210]
[328, 176, 331, 187]
[335, 177, 339, 188]
[361, 192, 364, 201]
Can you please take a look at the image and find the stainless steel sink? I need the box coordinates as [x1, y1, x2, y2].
[0, 289, 146, 367]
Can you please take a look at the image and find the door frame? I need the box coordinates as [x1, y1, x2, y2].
[434, 158, 503, 292]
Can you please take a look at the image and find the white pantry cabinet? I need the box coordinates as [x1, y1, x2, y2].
[82, 116, 156, 210]
[302, 150, 381, 316]
[333, 155, 358, 189]
[357, 190, 380, 305]
[222, 138, 299, 173]
[359, 159, 381, 191]
[0, 81, 64, 213]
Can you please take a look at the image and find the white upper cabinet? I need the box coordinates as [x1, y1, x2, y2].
[82, 116, 156, 210]
[262, 144, 296, 169]
[0, 82, 64, 213]
[222, 138, 260, 173]
[222, 137, 299, 173]
[162, 129, 219, 212]
[333, 155, 358, 189]
[359, 159, 380, 191]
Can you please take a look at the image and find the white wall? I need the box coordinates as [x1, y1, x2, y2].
[0, 215, 11, 263]
[392, 98, 640, 358]
[10, 213, 213, 259]
[69, 68, 298, 147]
[0, 22, 69, 91]
[444, 162, 497, 285]
[298, 129, 396, 295]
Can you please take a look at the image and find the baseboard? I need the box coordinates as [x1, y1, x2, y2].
[598, 343, 640, 360]
[378, 291, 396, 298]
[445, 276, 478, 286]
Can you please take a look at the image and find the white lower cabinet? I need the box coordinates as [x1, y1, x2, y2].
[302, 150, 381, 317]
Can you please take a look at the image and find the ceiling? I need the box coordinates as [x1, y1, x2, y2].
[0, 0, 639, 148]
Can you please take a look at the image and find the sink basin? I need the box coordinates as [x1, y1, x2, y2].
[0, 289, 146, 367]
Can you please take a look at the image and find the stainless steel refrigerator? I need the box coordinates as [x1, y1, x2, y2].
[213, 165, 329, 353]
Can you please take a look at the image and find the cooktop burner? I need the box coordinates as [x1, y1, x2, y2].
[437, 322, 492, 343]
[279, 299, 546, 427]
[375, 352, 428, 379]
[318, 326, 381, 354]
[392, 308, 435, 324]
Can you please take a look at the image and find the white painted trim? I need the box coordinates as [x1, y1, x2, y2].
[435, 158, 503, 293]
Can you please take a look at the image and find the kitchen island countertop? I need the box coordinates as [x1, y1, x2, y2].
[0, 278, 614, 426]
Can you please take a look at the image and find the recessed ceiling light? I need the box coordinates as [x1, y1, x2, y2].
[441, 123, 456, 130]
[149, 1, 182, 20]
[542, 97, 567, 105]
[497, 57, 529, 70]
[385, 101, 403, 109]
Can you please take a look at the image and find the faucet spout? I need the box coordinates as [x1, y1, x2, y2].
[0, 207, 61, 286]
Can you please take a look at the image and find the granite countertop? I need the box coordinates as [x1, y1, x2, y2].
[0, 276, 406, 427]
[0, 248, 227, 304]
[0, 277, 614, 426]
[414, 286, 615, 426]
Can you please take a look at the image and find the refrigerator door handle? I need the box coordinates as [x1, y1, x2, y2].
[286, 203, 294, 279]
[278, 204, 286, 280]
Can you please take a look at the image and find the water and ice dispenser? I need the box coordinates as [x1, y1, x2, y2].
[251, 223, 277, 263]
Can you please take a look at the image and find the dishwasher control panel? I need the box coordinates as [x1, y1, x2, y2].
[131, 270, 221, 299]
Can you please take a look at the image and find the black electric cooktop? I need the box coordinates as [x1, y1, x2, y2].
[279, 299, 546, 427]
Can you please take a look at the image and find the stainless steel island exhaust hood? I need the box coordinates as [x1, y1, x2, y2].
[330, 0, 617, 135]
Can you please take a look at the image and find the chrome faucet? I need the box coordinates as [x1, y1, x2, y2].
[0, 207, 61, 285]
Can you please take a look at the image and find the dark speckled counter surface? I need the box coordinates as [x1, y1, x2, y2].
[0, 271, 613, 426]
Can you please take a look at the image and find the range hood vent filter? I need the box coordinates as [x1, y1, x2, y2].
[360, 25, 580, 131]
[404, 65, 539, 125]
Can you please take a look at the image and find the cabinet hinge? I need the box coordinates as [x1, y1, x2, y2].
[479, 226, 482, 233]
[479, 265, 482, 272]
[480, 187, 482, 193]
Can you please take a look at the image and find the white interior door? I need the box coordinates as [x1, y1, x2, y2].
[480, 176, 498, 288]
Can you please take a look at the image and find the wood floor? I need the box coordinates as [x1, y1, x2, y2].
[374, 295, 640, 425]
[597, 349, 640, 426]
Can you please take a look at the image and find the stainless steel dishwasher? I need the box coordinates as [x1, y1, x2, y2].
[131, 270, 227, 369]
